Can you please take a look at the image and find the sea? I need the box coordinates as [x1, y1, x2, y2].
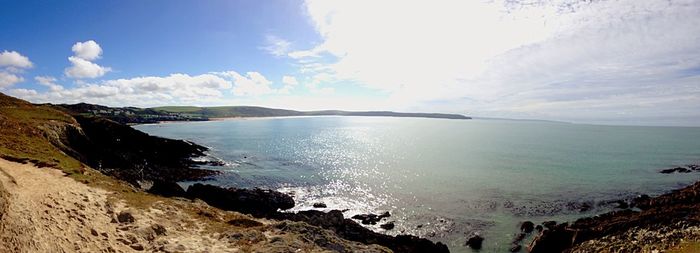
[134, 116, 700, 252]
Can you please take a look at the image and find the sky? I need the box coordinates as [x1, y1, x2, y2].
[1, 0, 699, 126]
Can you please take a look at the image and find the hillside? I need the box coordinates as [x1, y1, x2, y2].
[52, 103, 469, 124]
[54, 103, 208, 124]
[154, 106, 471, 120]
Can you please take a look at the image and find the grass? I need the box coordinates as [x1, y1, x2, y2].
[0, 103, 85, 176]
[152, 106, 203, 113]
[669, 241, 700, 253]
[0, 93, 267, 242]
[0, 94, 248, 218]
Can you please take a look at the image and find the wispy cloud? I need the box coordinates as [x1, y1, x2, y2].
[291, 0, 700, 124]
[260, 35, 292, 57]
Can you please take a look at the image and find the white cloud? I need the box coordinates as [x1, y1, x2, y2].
[71, 40, 102, 60]
[13, 73, 234, 106]
[261, 35, 292, 57]
[35, 76, 64, 91]
[304, 73, 335, 95]
[228, 71, 274, 96]
[293, 0, 700, 124]
[7, 88, 38, 97]
[0, 51, 32, 89]
[65, 41, 111, 79]
[282, 75, 298, 86]
[0, 50, 33, 69]
[0, 72, 24, 88]
[278, 75, 299, 94]
[213, 71, 295, 96]
[65, 56, 111, 79]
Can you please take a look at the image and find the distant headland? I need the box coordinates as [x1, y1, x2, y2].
[52, 103, 471, 124]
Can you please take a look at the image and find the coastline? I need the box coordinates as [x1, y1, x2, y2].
[139, 114, 470, 126]
[3, 93, 700, 252]
[1, 93, 450, 252]
[525, 167, 700, 252]
[134, 116, 700, 252]
[0, 158, 394, 252]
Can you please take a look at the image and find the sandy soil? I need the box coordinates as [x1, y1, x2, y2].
[0, 159, 390, 253]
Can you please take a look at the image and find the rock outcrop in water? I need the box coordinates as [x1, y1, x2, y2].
[180, 183, 449, 253]
[351, 211, 391, 225]
[465, 234, 484, 249]
[660, 164, 700, 174]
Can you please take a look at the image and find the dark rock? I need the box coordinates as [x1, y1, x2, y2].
[630, 194, 651, 208]
[529, 181, 700, 252]
[380, 221, 395, 230]
[151, 224, 167, 236]
[614, 200, 629, 209]
[186, 183, 294, 217]
[60, 115, 218, 185]
[351, 211, 390, 225]
[352, 214, 380, 225]
[513, 232, 526, 243]
[90, 228, 98, 236]
[660, 167, 692, 174]
[566, 201, 593, 212]
[535, 225, 543, 233]
[227, 218, 263, 228]
[271, 210, 448, 253]
[579, 202, 592, 212]
[130, 243, 144, 251]
[117, 211, 135, 223]
[465, 234, 484, 249]
[542, 221, 557, 230]
[520, 221, 534, 233]
[313, 202, 327, 208]
[147, 180, 186, 198]
[509, 244, 522, 252]
[527, 224, 575, 253]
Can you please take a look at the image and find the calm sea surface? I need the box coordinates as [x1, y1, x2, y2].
[134, 117, 700, 252]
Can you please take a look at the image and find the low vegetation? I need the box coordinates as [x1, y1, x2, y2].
[0, 93, 83, 175]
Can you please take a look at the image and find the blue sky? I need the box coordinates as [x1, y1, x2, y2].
[1, 0, 699, 126]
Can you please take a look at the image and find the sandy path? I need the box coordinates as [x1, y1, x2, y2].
[0, 159, 236, 252]
[0, 158, 136, 252]
[0, 159, 391, 253]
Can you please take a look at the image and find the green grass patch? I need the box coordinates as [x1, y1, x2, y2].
[152, 106, 204, 113]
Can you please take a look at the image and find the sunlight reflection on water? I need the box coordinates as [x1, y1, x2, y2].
[136, 117, 700, 252]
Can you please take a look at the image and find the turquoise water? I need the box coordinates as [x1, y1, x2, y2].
[134, 117, 700, 252]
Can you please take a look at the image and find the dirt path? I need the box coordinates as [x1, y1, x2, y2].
[0, 159, 390, 253]
[0, 158, 138, 252]
[0, 158, 260, 252]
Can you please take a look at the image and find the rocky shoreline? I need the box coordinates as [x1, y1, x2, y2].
[1, 91, 449, 253]
[6, 93, 700, 252]
[146, 181, 449, 253]
[521, 172, 700, 252]
[59, 112, 700, 253]
[62, 115, 450, 252]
